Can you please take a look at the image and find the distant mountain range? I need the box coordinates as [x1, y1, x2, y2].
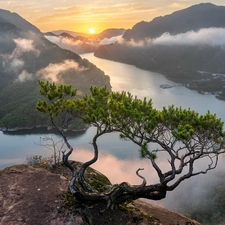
[123, 3, 225, 41]
[94, 3, 225, 99]
[0, 9, 111, 130]
[44, 28, 126, 54]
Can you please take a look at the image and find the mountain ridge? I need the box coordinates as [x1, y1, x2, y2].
[0, 9, 111, 130]
[45, 28, 126, 54]
[0, 8, 41, 34]
[95, 3, 225, 99]
[123, 3, 225, 41]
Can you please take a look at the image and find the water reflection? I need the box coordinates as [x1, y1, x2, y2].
[70, 148, 159, 185]
[0, 158, 25, 170]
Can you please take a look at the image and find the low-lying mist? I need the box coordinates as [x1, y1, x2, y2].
[119, 27, 225, 47]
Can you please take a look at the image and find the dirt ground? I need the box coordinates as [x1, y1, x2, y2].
[0, 164, 201, 225]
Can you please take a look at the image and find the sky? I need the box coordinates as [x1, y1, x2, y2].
[1, 0, 225, 34]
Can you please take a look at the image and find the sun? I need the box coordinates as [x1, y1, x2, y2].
[89, 28, 95, 34]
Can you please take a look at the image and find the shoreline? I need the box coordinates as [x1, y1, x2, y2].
[0, 126, 88, 134]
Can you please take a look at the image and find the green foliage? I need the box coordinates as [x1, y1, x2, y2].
[139, 142, 157, 160]
[0, 80, 45, 128]
[161, 106, 225, 142]
[26, 155, 53, 169]
[0, 54, 111, 129]
[37, 81, 225, 156]
[75, 85, 111, 125]
[36, 80, 77, 115]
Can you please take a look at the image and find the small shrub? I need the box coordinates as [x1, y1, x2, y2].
[26, 155, 53, 169]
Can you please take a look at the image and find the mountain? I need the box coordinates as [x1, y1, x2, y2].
[123, 3, 225, 41]
[45, 28, 126, 54]
[51, 30, 89, 37]
[92, 28, 126, 40]
[52, 28, 125, 39]
[0, 9, 111, 130]
[0, 9, 41, 34]
[94, 3, 225, 99]
[44, 32, 97, 54]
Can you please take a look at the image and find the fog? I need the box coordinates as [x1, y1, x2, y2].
[45, 35, 84, 48]
[45, 34, 123, 50]
[36, 59, 88, 82]
[119, 27, 225, 48]
[16, 70, 33, 82]
[1, 38, 39, 73]
[12, 38, 40, 57]
[99, 35, 123, 45]
[163, 154, 225, 213]
[1, 38, 40, 81]
[10, 58, 24, 72]
[0, 37, 90, 83]
[153, 27, 225, 46]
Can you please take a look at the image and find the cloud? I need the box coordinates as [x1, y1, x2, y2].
[1, 38, 40, 75]
[46, 34, 121, 52]
[10, 59, 24, 72]
[153, 27, 225, 46]
[163, 154, 225, 211]
[12, 38, 40, 58]
[1, 37, 89, 83]
[45, 35, 83, 47]
[99, 35, 123, 45]
[120, 27, 225, 47]
[45, 35, 87, 54]
[120, 38, 152, 47]
[36, 59, 88, 82]
[16, 70, 34, 82]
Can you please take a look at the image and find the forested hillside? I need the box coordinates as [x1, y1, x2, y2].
[0, 9, 111, 130]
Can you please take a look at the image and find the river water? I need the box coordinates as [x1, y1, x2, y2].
[1, 53, 225, 206]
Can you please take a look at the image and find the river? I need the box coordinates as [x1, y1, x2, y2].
[1, 53, 225, 207]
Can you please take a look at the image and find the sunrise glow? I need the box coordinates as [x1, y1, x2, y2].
[2, 1, 225, 33]
[89, 28, 95, 34]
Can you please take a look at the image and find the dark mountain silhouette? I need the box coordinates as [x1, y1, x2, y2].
[94, 28, 126, 40]
[58, 32, 86, 41]
[0, 9, 110, 130]
[52, 30, 89, 37]
[45, 28, 126, 54]
[52, 28, 125, 39]
[43, 31, 57, 36]
[95, 3, 225, 98]
[123, 3, 225, 41]
[0, 9, 41, 34]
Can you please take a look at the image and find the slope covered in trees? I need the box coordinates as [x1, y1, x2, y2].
[0, 9, 111, 130]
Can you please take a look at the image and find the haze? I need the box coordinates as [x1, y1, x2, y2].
[2, 0, 225, 33]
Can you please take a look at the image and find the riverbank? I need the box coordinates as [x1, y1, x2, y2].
[0, 125, 88, 133]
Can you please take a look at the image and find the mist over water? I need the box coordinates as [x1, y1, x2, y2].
[1, 53, 225, 211]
